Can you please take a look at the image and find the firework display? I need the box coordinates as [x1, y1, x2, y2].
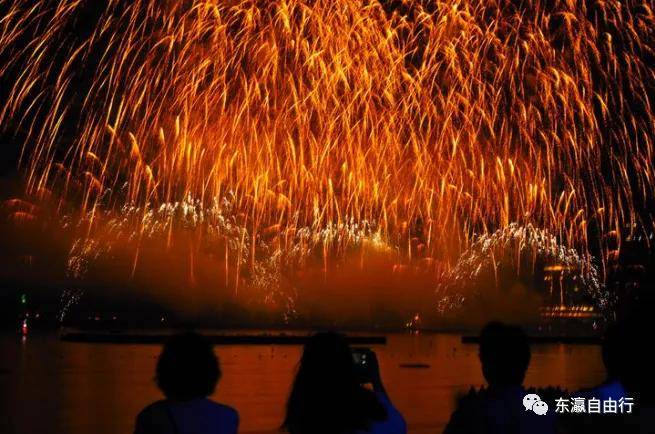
[1, 0, 654, 322]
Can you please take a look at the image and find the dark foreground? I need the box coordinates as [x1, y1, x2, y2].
[0, 332, 604, 434]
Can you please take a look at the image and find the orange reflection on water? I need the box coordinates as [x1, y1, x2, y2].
[0, 333, 604, 434]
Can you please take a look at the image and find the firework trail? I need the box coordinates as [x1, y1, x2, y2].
[1, 0, 654, 313]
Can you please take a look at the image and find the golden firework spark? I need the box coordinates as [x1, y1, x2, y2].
[1, 0, 654, 297]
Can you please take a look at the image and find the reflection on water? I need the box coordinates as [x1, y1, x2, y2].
[0, 332, 604, 434]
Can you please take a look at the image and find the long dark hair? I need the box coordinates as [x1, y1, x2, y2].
[282, 332, 387, 434]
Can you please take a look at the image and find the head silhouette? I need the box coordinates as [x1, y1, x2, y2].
[283, 332, 386, 434]
[478, 322, 530, 387]
[156, 332, 220, 401]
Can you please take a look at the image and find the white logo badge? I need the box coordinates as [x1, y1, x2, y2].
[523, 393, 549, 415]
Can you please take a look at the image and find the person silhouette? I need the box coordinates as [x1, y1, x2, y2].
[560, 321, 639, 434]
[599, 284, 655, 434]
[282, 332, 406, 434]
[443, 321, 555, 434]
[134, 332, 238, 434]
[576, 322, 628, 402]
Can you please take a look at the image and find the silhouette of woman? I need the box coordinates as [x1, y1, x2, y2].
[134, 332, 238, 434]
[283, 332, 406, 434]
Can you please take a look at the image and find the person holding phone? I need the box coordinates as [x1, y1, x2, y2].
[282, 332, 406, 434]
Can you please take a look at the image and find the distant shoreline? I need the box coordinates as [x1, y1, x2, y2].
[59, 330, 387, 345]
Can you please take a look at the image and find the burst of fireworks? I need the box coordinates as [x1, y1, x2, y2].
[435, 223, 606, 315]
[1, 0, 654, 312]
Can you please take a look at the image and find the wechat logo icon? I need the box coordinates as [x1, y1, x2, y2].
[523, 393, 549, 415]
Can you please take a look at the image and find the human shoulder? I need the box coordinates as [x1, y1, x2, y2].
[371, 391, 406, 434]
[443, 388, 487, 434]
[137, 400, 169, 419]
[455, 387, 487, 411]
[135, 400, 172, 434]
[205, 399, 238, 413]
[205, 399, 239, 423]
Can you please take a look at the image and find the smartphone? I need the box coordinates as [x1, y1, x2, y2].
[352, 347, 374, 382]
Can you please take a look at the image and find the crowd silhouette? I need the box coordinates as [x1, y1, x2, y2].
[135, 311, 653, 434]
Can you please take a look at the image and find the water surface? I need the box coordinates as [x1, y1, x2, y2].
[0, 332, 604, 434]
